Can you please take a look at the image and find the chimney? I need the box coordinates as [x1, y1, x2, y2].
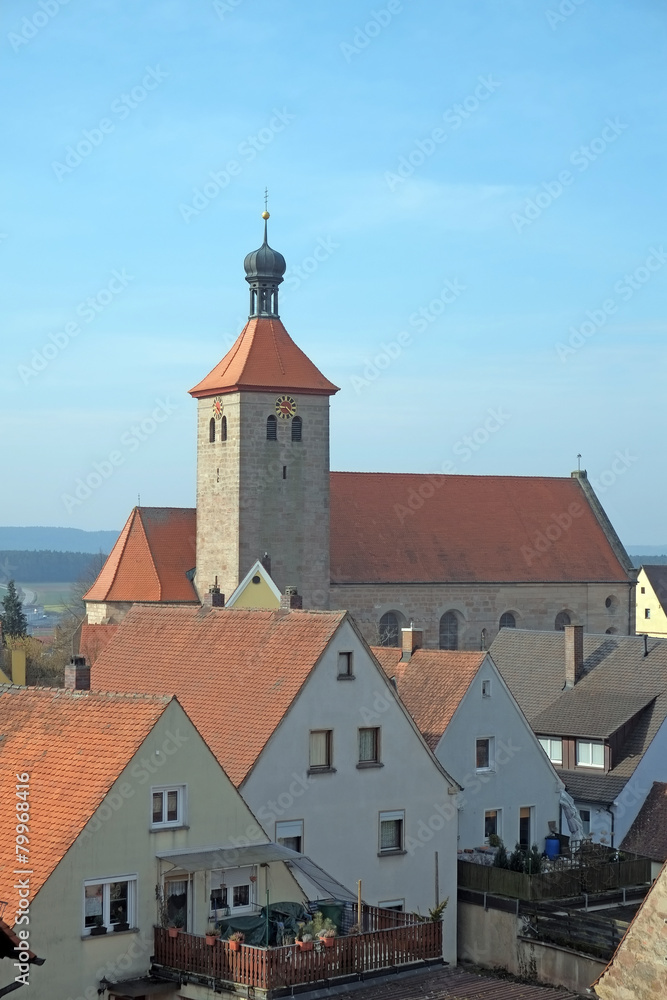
[202, 578, 224, 608]
[564, 625, 584, 689]
[279, 586, 303, 612]
[11, 649, 26, 686]
[65, 655, 91, 691]
[401, 625, 423, 661]
[261, 552, 272, 575]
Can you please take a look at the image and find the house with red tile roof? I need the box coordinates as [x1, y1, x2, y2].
[92, 603, 460, 963]
[0, 681, 307, 999]
[373, 628, 564, 855]
[84, 216, 635, 650]
[620, 781, 667, 876]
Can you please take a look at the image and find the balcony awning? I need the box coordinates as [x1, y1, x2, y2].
[157, 841, 300, 872]
[156, 842, 357, 902]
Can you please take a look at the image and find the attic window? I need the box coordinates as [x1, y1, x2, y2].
[481, 679, 491, 698]
[252, 575, 261, 584]
[645, 609, 651, 619]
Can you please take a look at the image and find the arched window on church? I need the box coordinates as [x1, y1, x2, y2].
[209, 418, 216, 443]
[499, 612, 516, 630]
[379, 612, 400, 647]
[555, 611, 571, 631]
[266, 415, 277, 441]
[291, 416, 302, 442]
[439, 612, 459, 650]
[221, 416, 227, 442]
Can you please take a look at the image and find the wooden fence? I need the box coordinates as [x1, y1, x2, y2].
[457, 857, 651, 901]
[154, 920, 442, 991]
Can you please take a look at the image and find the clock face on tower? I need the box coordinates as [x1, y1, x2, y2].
[275, 394, 297, 419]
[211, 396, 223, 419]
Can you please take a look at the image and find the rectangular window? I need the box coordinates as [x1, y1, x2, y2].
[576, 740, 604, 768]
[476, 737, 494, 771]
[645, 608, 651, 619]
[84, 876, 137, 934]
[233, 884, 250, 908]
[276, 819, 303, 853]
[151, 786, 186, 828]
[359, 727, 380, 764]
[519, 807, 532, 848]
[484, 809, 500, 842]
[379, 810, 404, 853]
[580, 809, 591, 837]
[481, 679, 491, 698]
[378, 899, 405, 912]
[640, 587, 646, 594]
[538, 737, 563, 765]
[164, 878, 188, 930]
[309, 730, 332, 770]
[338, 651, 353, 677]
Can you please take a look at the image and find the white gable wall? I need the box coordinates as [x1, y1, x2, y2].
[436, 657, 563, 853]
[240, 618, 458, 963]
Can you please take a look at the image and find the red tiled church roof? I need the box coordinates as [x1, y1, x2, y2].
[93, 604, 347, 786]
[83, 507, 197, 603]
[0, 687, 171, 905]
[79, 623, 119, 663]
[189, 317, 339, 398]
[330, 473, 630, 584]
[372, 647, 485, 750]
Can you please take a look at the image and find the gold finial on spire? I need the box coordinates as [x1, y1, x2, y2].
[262, 187, 270, 220]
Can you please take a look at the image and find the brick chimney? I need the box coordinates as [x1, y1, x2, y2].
[202, 579, 224, 608]
[279, 586, 303, 612]
[65, 655, 91, 691]
[564, 625, 584, 689]
[401, 626, 423, 662]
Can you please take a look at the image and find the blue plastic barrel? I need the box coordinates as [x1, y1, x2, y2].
[544, 836, 560, 859]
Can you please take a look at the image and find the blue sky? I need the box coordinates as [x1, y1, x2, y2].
[1, 0, 665, 544]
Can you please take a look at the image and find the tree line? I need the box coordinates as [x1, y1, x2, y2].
[0, 550, 108, 583]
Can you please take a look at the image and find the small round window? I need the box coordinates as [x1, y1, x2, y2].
[252, 575, 261, 585]
[605, 595, 618, 612]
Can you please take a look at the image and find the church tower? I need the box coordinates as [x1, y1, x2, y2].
[189, 212, 339, 609]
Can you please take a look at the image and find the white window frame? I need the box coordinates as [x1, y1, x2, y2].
[151, 784, 187, 829]
[576, 740, 604, 768]
[275, 819, 303, 853]
[476, 736, 495, 772]
[209, 867, 256, 917]
[484, 808, 501, 844]
[538, 737, 563, 765]
[379, 810, 405, 854]
[83, 874, 137, 935]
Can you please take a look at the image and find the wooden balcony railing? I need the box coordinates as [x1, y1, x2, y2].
[154, 918, 442, 991]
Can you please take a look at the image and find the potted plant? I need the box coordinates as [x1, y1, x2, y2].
[318, 927, 336, 948]
[348, 922, 361, 935]
[90, 915, 107, 936]
[205, 923, 220, 946]
[229, 930, 244, 952]
[296, 932, 313, 951]
[167, 915, 184, 939]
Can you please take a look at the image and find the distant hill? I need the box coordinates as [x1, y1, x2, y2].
[630, 555, 667, 567]
[0, 551, 108, 584]
[0, 527, 119, 553]
[626, 546, 667, 567]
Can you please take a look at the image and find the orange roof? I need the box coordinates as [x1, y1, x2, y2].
[79, 624, 119, 664]
[331, 473, 630, 584]
[189, 317, 339, 398]
[84, 507, 197, 603]
[372, 647, 486, 749]
[0, 687, 171, 907]
[93, 604, 347, 786]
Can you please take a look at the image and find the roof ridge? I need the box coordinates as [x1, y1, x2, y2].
[269, 318, 286, 376]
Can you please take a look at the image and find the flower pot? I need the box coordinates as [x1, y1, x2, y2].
[114, 922, 130, 933]
[168, 927, 179, 939]
[319, 936, 335, 947]
[206, 934, 219, 946]
[229, 939, 242, 952]
[90, 925, 107, 936]
[296, 940, 313, 951]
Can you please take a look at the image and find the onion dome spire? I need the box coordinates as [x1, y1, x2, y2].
[243, 201, 286, 319]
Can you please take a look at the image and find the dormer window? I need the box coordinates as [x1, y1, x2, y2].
[576, 740, 604, 768]
[266, 415, 277, 440]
